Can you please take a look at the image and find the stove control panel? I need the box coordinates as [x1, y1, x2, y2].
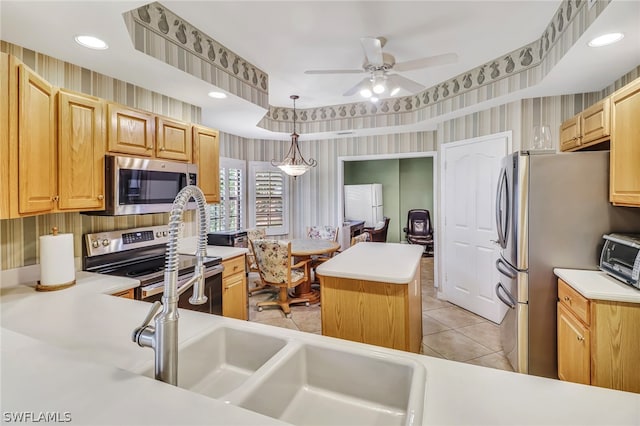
[123, 230, 155, 245]
[84, 225, 171, 257]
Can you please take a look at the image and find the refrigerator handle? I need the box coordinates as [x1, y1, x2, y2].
[496, 257, 517, 279]
[496, 283, 517, 310]
[495, 168, 509, 248]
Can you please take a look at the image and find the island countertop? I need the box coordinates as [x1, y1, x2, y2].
[1, 271, 639, 425]
[316, 242, 423, 283]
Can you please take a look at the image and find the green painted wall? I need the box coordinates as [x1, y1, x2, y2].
[344, 157, 434, 243]
[399, 157, 434, 233]
[344, 159, 400, 242]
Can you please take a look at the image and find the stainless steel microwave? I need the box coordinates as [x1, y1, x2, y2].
[86, 155, 197, 216]
[599, 233, 640, 289]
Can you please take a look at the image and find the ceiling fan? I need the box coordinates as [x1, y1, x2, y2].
[304, 37, 458, 101]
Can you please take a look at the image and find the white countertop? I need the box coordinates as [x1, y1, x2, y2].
[179, 236, 248, 260]
[554, 268, 640, 303]
[2, 271, 639, 425]
[316, 242, 423, 284]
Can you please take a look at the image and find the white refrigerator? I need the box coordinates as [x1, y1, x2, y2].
[344, 184, 383, 227]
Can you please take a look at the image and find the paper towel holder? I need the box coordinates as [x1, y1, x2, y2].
[36, 227, 76, 292]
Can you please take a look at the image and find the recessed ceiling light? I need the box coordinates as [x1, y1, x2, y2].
[74, 35, 108, 50]
[588, 32, 624, 47]
[207, 91, 227, 99]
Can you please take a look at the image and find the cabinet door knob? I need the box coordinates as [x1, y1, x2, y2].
[576, 335, 584, 342]
[160, 147, 165, 151]
[564, 296, 571, 302]
[97, 194, 104, 200]
[52, 196, 59, 202]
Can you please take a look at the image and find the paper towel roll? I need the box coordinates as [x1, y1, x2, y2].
[39, 230, 75, 287]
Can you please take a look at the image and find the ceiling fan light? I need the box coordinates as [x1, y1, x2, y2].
[373, 83, 386, 94]
[390, 87, 401, 96]
[360, 88, 373, 98]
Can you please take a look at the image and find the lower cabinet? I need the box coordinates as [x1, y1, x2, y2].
[319, 265, 422, 353]
[557, 279, 640, 393]
[222, 254, 248, 320]
[557, 303, 590, 385]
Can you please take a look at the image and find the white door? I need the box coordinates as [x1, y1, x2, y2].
[442, 133, 510, 324]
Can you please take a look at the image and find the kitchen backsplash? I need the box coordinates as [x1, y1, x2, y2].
[0, 211, 197, 271]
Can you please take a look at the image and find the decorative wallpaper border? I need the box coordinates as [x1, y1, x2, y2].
[123, 2, 269, 108]
[120, 0, 606, 134]
[258, 0, 601, 134]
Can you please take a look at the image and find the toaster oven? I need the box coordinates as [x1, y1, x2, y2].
[207, 230, 248, 248]
[599, 233, 640, 289]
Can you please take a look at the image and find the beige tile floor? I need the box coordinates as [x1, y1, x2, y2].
[247, 257, 513, 372]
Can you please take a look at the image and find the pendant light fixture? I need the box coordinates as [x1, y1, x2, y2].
[271, 95, 317, 178]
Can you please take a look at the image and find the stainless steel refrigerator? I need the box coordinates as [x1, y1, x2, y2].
[494, 150, 640, 378]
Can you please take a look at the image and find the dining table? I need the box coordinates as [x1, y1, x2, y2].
[290, 238, 341, 305]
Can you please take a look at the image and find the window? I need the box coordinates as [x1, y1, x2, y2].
[209, 157, 245, 232]
[248, 161, 289, 235]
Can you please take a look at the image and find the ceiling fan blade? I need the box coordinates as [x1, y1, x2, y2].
[304, 69, 364, 75]
[343, 77, 370, 96]
[394, 53, 458, 72]
[360, 37, 384, 67]
[386, 74, 425, 94]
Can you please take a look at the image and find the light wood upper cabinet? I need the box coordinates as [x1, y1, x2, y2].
[560, 115, 581, 152]
[581, 98, 610, 146]
[57, 89, 106, 211]
[107, 103, 155, 156]
[0, 53, 10, 218]
[559, 98, 610, 152]
[557, 279, 640, 393]
[14, 60, 57, 215]
[155, 116, 192, 162]
[193, 125, 220, 203]
[610, 77, 640, 206]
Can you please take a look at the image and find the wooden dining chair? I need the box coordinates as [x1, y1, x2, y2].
[306, 225, 339, 242]
[306, 225, 339, 281]
[251, 239, 310, 317]
[246, 227, 274, 297]
[350, 231, 371, 246]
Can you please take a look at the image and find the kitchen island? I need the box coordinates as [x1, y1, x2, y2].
[1, 269, 639, 425]
[316, 242, 424, 352]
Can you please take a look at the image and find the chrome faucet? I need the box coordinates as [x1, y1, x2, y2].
[132, 185, 209, 386]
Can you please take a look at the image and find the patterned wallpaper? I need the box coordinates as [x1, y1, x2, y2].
[123, 2, 269, 109]
[119, 0, 611, 135]
[258, 0, 611, 134]
[0, 41, 200, 270]
[218, 65, 640, 247]
[0, 39, 637, 270]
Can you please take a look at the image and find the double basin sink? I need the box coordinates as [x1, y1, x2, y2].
[137, 324, 426, 426]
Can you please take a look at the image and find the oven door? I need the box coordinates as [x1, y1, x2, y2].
[138, 264, 223, 315]
[105, 155, 198, 216]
